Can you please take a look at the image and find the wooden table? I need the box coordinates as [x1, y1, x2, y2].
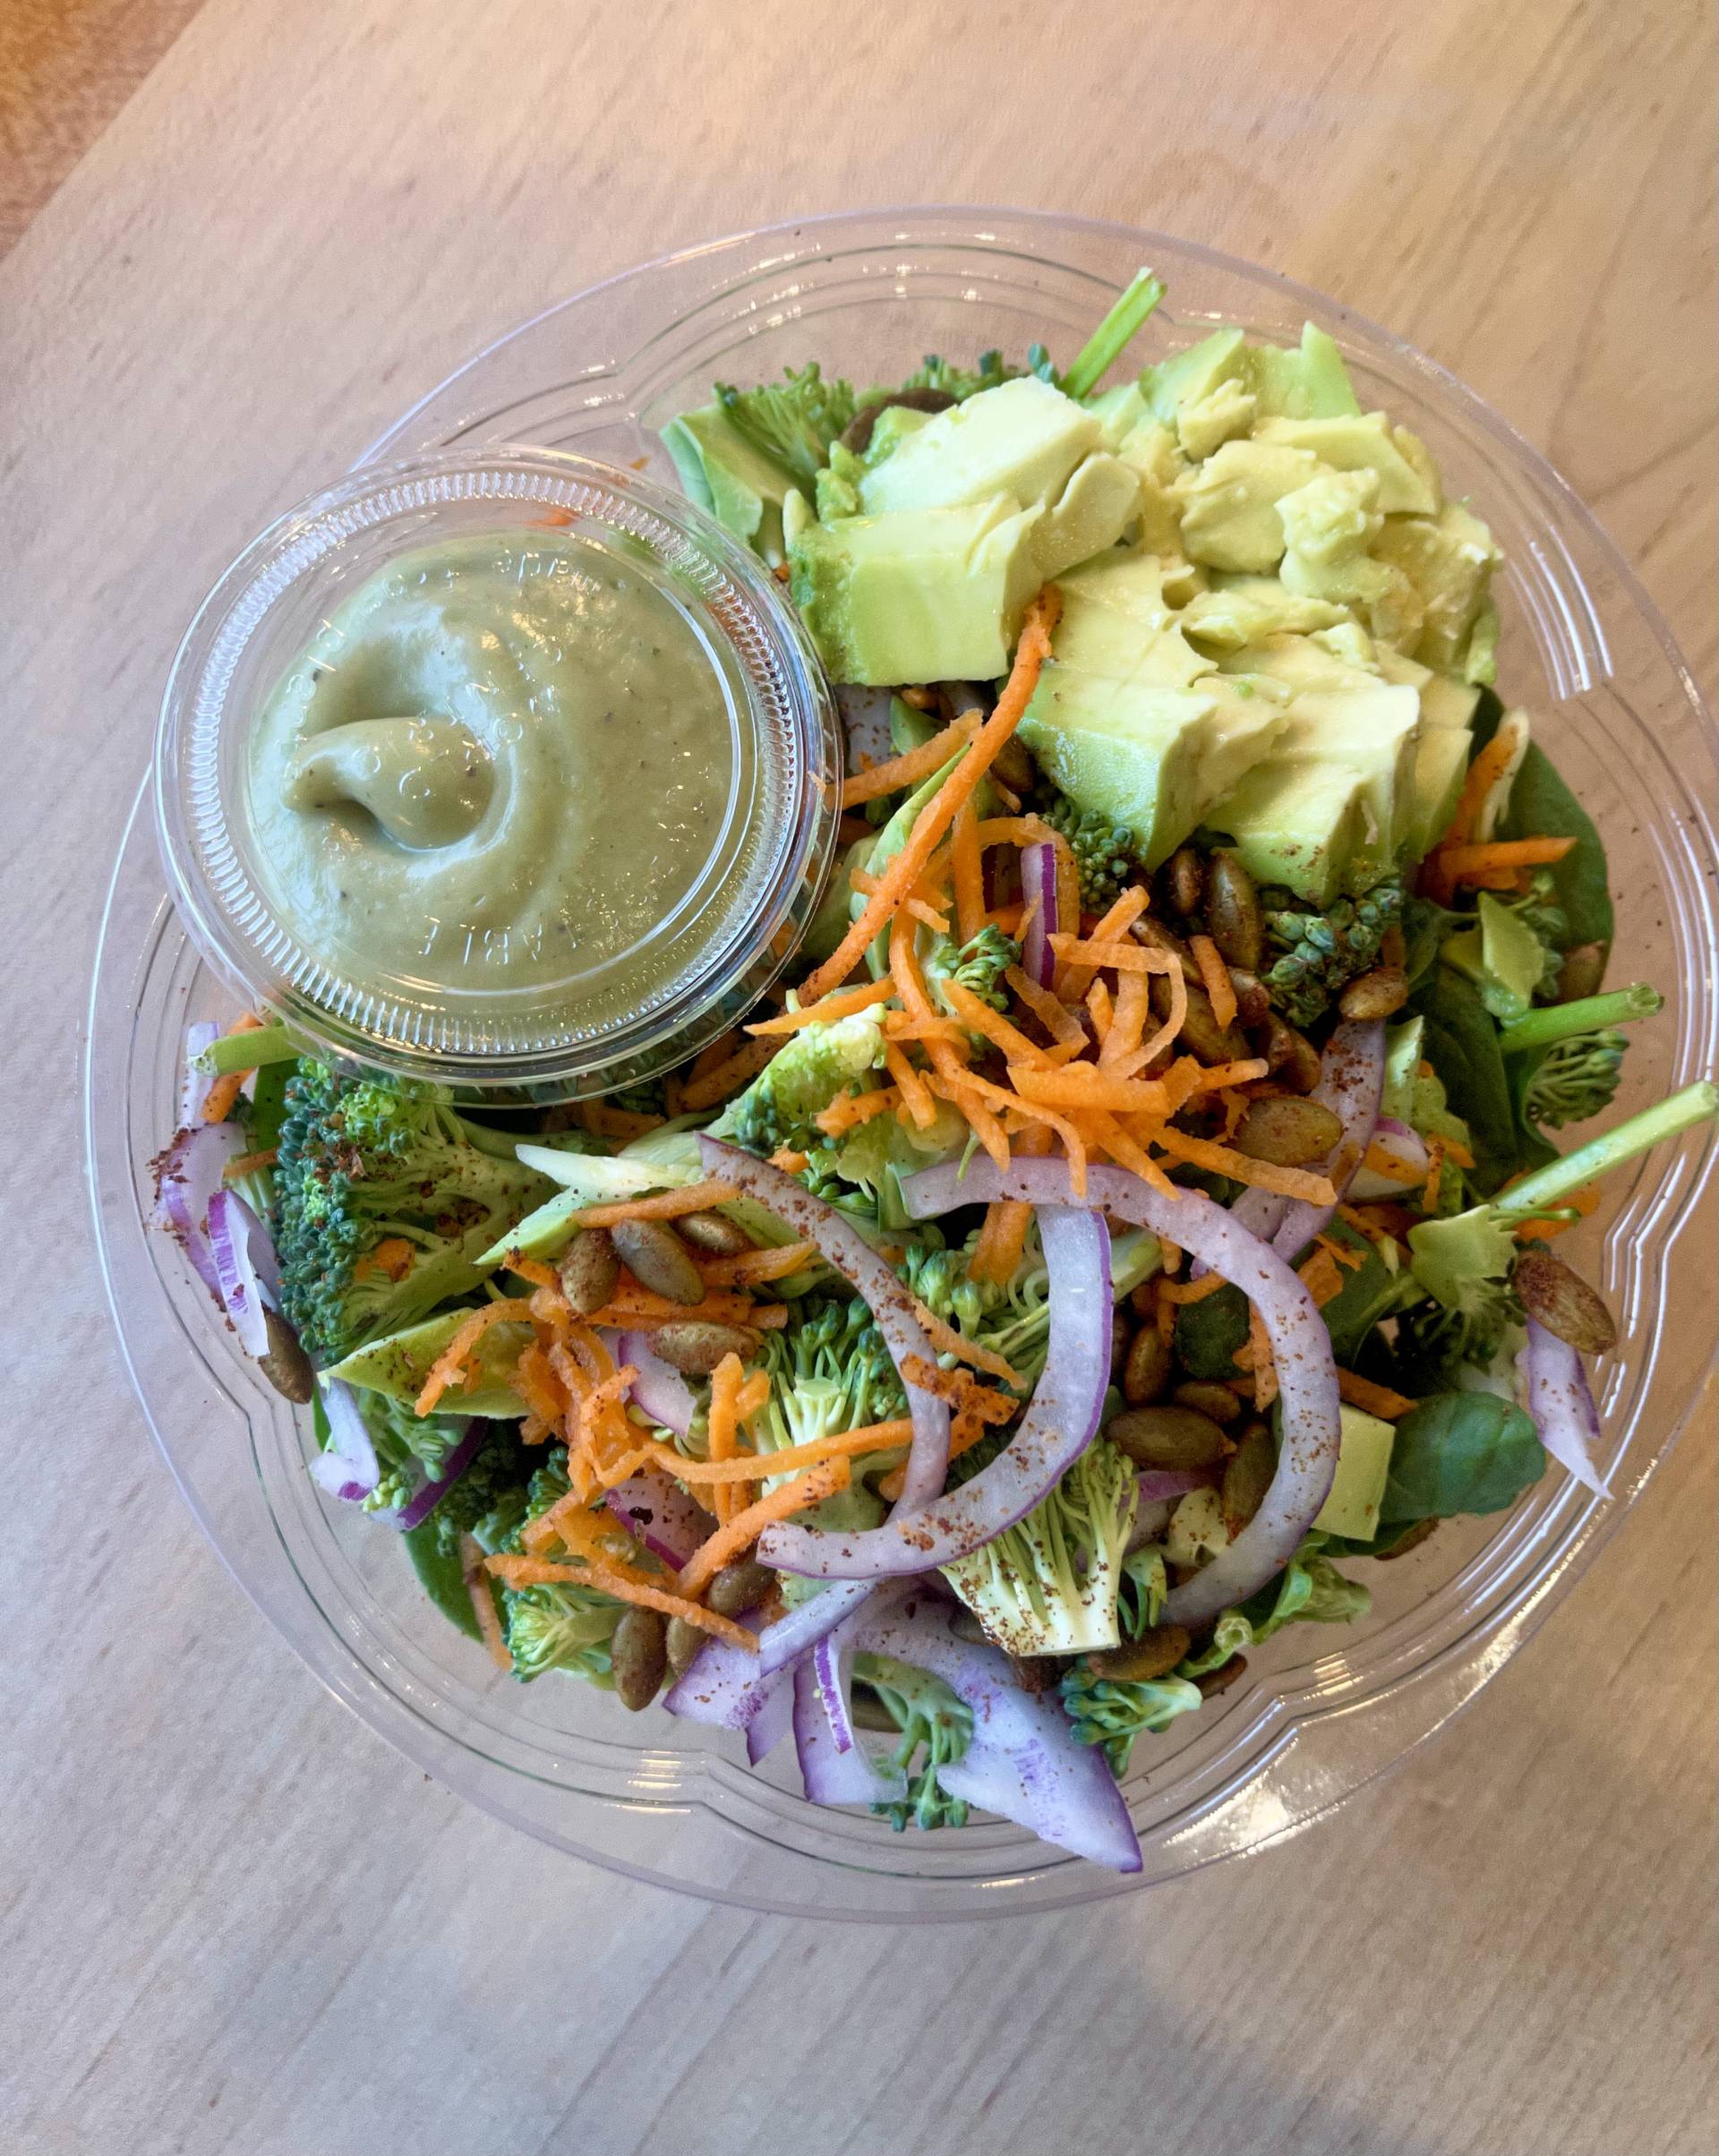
[4, 4, 1714, 2152]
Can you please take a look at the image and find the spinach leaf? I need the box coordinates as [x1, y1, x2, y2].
[1467, 685, 1505, 756]
[1318, 1219, 1420, 1364]
[1174, 1280, 1251, 1380]
[1413, 965, 1522, 1194]
[1498, 742, 1612, 952]
[403, 1519, 483, 1642]
[1379, 1392, 1544, 1523]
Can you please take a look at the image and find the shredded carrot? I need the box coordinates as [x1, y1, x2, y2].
[645, 1420, 912, 1485]
[1190, 935, 1237, 1030]
[415, 1299, 535, 1415]
[1008, 1064, 1181, 1116]
[1422, 1136, 1446, 1215]
[882, 1041, 938, 1132]
[506, 1253, 564, 1296]
[973, 813, 1058, 851]
[222, 1147, 278, 1182]
[902, 895, 949, 933]
[901, 1356, 1018, 1423]
[1152, 1126, 1337, 1205]
[582, 1284, 781, 1330]
[746, 978, 897, 1036]
[1438, 836, 1576, 881]
[770, 1149, 809, 1173]
[969, 1127, 1051, 1287]
[1084, 1110, 1176, 1194]
[1503, 1180, 1601, 1238]
[1085, 977, 1115, 1044]
[925, 1074, 1012, 1171]
[907, 1304, 1024, 1389]
[577, 1100, 663, 1141]
[1050, 934, 1169, 976]
[939, 979, 1055, 1066]
[1099, 969, 1151, 1072]
[1004, 963, 1086, 1048]
[509, 1340, 568, 1426]
[1318, 1230, 1367, 1273]
[675, 1459, 853, 1599]
[798, 589, 1061, 1005]
[679, 1037, 780, 1113]
[1111, 955, 1187, 1079]
[1360, 1141, 1428, 1187]
[1296, 1244, 1347, 1309]
[1443, 728, 1520, 850]
[706, 1353, 745, 1525]
[814, 1085, 901, 1137]
[1054, 886, 1150, 998]
[461, 1538, 512, 1669]
[198, 1012, 266, 1124]
[838, 711, 980, 806]
[953, 796, 985, 943]
[1244, 1303, 1278, 1409]
[936, 1067, 1087, 1191]
[1337, 1368, 1418, 1419]
[487, 1553, 759, 1652]
[355, 1235, 415, 1283]
[884, 1012, 970, 1048]
[558, 1178, 741, 1230]
[694, 1240, 819, 1287]
[1158, 1270, 1228, 1306]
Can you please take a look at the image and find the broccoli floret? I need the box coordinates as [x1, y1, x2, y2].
[344, 1390, 470, 1515]
[941, 1437, 1138, 1657]
[1262, 879, 1407, 1029]
[1116, 1544, 1168, 1642]
[854, 1650, 974, 1832]
[755, 1294, 908, 1451]
[1040, 795, 1138, 911]
[885, 350, 1017, 403]
[925, 925, 1022, 1032]
[710, 1009, 886, 1161]
[907, 1222, 1158, 1390]
[898, 1238, 1000, 1335]
[714, 364, 857, 489]
[1523, 1030, 1629, 1130]
[504, 1584, 623, 1686]
[425, 1422, 541, 1556]
[1059, 1666, 1204, 1777]
[273, 1065, 553, 1366]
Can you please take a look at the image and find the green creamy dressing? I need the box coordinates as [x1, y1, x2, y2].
[248, 534, 734, 1014]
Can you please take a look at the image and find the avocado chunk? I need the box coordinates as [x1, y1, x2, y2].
[1375, 644, 1482, 732]
[789, 495, 1042, 685]
[1140, 327, 1250, 423]
[1085, 379, 1150, 449]
[1114, 418, 1191, 564]
[1370, 501, 1503, 671]
[1031, 452, 1142, 580]
[1246, 323, 1363, 420]
[858, 374, 1102, 518]
[1276, 469, 1426, 653]
[1203, 671, 1421, 903]
[662, 404, 803, 564]
[1174, 439, 1329, 573]
[1176, 378, 1258, 460]
[1403, 722, 1472, 862]
[1255, 413, 1441, 516]
[1312, 1406, 1397, 1541]
[1179, 575, 1347, 651]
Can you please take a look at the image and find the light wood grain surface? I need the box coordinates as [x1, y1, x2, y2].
[4, 4, 1715, 2152]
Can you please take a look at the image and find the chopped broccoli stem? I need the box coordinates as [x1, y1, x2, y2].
[1499, 982, 1662, 1056]
[1496, 1082, 1719, 1219]
[195, 1022, 304, 1076]
[1063, 268, 1165, 400]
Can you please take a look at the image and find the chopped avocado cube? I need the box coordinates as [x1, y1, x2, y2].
[1114, 417, 1190, 560]
[1403, 722, 1471, 863]
[1031, 452, 1142, 580]
[1254, 413, 1441, 515]
[1277, 469, 1426, 653]
[1371, 501, 1503, 671]
[1214, 628, 1379, 695]
[1204, 675, 1421, 902]
[1180, 576, 1347, 650]
[1176, 378, 1258, 460]
[1246, 323, 1363, 420]
[858, 375, 1102, 517]
[1085, 379, 1150, 448]
[1051, 597, 1211, 690]
[1375, 644, 1484, 732]
[1174, 440, 1329, 573]
[1312, 1406, 1397, 1541]
[1021, 667, 1288, 868]
[789, 496, 1042, 685]
[1141, 328, 1250, 424]
[661, 404, 802, 564]
[1441, 891, 1546, 1022]
[1463, 600, 1500, 686]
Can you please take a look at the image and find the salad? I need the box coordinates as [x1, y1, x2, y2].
[155, 272, 1716, 1872]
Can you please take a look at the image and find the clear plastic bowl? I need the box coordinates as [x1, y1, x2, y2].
[89, 209, 1719, 1921]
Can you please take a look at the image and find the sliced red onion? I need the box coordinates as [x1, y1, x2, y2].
[180, 1021, 220, 1126]
[153, 1120, 244, 1297]
[746, 1669, 795, 1765]
[856, 1594, 1141, 1871]
[603, 1328, 695, 1438]
[1519, 1321, 1612, 1498]
[1126, 1496, 1175, 1553]
[663, 1578, 876, 1729]
[902, 1157, 1341, 1628]
[1268, 1017, 1386, 1262]
[1019, 841, 1060, 990]
[835, 684, 894, 773]
[603, 1467, 708, 1570]
[791, 1593, 910, 1804]
[1135, 1467, 1214, 1504]
[391, 1418, 492, 1532]
[1348, 1115, 1430, 1202]
[1193, 1185, 1287, 1278]
[205, 1185, 280, 1359]
[310, 1378, 382, 1502]
[758, 1204, 1112, 1580]
[697, 1139, 950, 1509]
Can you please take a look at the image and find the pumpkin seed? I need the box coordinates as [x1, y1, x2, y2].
[990, 733, 1037, 792]
[1166, 845, 1205, 918]
[1263, 1014, 1322, 1094]
[1235, 1095, 1344, 1168]
[1206, 851, 1263, 971]
[557, 1226, 620, 1315]
[1338, 964, 1409, 1021]
[1195, 1653, 1248, 1698]
[838, 386, 955, 455]
[1108, 1404, 1230, 1471]
[1167, 980, 1249, 1064]
[259, 1305, 317, 1403]
[611, 1218, 706, 1305]
[665, 1614, 706, 1675]
[675, 1208, 753, 1256]
[1227, 968, 1270, 1029]
[1171, 1380, 1243, 1424]
[706, 1557, 774, 1618]
[611, 1606, 668, 1710]
[1086, 1624, 1192, 1682]
[1111, 1307, 1131, 1379]
[1556, 941, 1609, 1004]
[1221, 1424, 1276, 1537]
[1123, 1323, 1172, 1406]
[652, 1321, 762, 1374]
[1514, 1250, 1618, 1354]
[1376, 1519, 1438, 1562]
